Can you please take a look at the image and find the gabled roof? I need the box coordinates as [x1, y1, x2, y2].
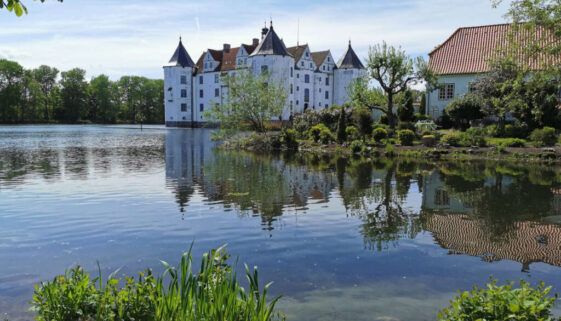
[250, 25, 292, 57]
[337, 41, 364, 69]
[312, 50, 330, 67]
[242, 44, 257, 56]
[429, 23, 561, 75]
[286, 44, 308, 62]
[195, 43, 256, 73]
[167, 38, 196, 68]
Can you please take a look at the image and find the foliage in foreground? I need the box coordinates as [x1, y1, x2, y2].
[30, 246, 285, 321]
[439, 278, 559, 321]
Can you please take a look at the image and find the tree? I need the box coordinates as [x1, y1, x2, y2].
[32, 65, 58, 122]
[354, 108, 373, 141]
[397, 90, 414, 122]
[446, 95, 484, 130]
[419, 92, 426, 115]
[0, 59, 24, 123]
[1, 0, 63, 16]
[336, 106, 347, 143]
[60, 68, 88, 123]
[204, 71, 287, 133]
[88, 74, 118, 123]
[350, 42, 435, 129]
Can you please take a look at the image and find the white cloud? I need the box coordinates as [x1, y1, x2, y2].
[0, 0, 512, 79]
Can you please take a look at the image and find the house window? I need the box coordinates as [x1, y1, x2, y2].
[305, 75, 310, 83]
[296, 100, 299, 105]
[200, 104, 204, 112]
[301, 61, 304, 67]
[290, 67, 293, 77]
[181, 103, 187, 112]
[215, 88, 219, 97]
[261, 65, 268, 73]
[214, 74, 219, 83]
[297, 73, 300, 79]
[181, 89, 187, 98]
[326, 77, 329, 86]
[309, 63, 313, 68]
[200, 90, 203, 98]
[323, 66, 325, 71]
[439, 83, 455, 100]
[290, 84, 293, 94]
[325, 91, 329, 99]
[296, 86, 299, 91]
[199, 76, 203, 84]
[180, 75, 187, 84]
[306, 52, 309, 57]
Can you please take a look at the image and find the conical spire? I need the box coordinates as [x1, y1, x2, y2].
[167, 37, 195, 68]
[336, 41, 364, 69]
[250, 24, 292, 57]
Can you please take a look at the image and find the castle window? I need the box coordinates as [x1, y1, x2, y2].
[325, 91, 329, 99]
[181, 75, 187, 84]
[296, 100, 299, 105]
[305, 52, 309, 57]
[200, 104, 204, 112]
[304, 75, 310, 83]
[309, 63, 313, 68]
[439, 83, 455, 100]
[261, 65, 268, 73]
[319, 102, 322, 107]
[181, 103, 187, 112]
[296, 86, 299, 91]
[199, 76, 203, 84]
[290, 84, 293, 94]
[323, 66, 325, 71]
[290, 67, 293, 77]
[215, 88, 219, 97]
[301, 61, 304, 67]
[327, 57, 330, 62]
[319, 88, 322, 93]
[215, 74, 219, 83]
[296, 73, 299, 79]
[200, 90, 203, 98]
[326, 77, 329, 85]
[181, 89, 187, 98]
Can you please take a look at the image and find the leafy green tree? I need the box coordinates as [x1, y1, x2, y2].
[419, 92, 426, 115]
[350, 42, 435, 129]
[446, 95, 484, 129]
[354, 108, 373, 141]
[397, 90, 414, 122]
[88, 74, 118, 123]
[1, 0, 62, 16]
[204, 71, 287, 133]
[0, 59, 24, 123]
[32, 65, 59, 122]
[21, 69, 44, 122]
[60, 68, 88, 123]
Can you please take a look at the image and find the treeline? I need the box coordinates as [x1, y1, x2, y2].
[0, 59, 164, 124]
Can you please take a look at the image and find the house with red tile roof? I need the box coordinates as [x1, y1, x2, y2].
[163, 22, 365, 128]
[426, 23, 560, 120]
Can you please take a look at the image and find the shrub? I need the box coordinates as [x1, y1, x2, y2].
[372, 123, 390, 130]
[354, 109, 374, 140]
[499, 138, 526, 148]
[420, 128, 433, 136]
[281, 129, 298, 149]
[530, 127, 557, 147]
[442, 130, 487, 147]
[309, 123, 329, 142]
[397, 122, 415, 131]
[398, 129, 415, 146]
[345, 126, 359, 141]
[31, 247, 285, 321]
[422, 135, 436, 147]
[319, 128, 334, 144]
[441, 132, 462, 147]
[372, 127, 388, 143]
[466, 126, 487, 137]
[438, 278, 558, 321]
[350, 140, 363, 154]
[487, 124, 502, 137]
[379, 113, 388, 125]
[504, 122, 529, 138]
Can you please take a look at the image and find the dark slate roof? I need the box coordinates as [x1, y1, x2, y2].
[167, 38, 195, 68]
[337, 41, 364, 69]
[286, 44, 308, 62]
[311, 50, 330, 67]
[249, 25, 292, 57]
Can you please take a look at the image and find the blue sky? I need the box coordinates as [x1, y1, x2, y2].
[0, 0, 511, 80]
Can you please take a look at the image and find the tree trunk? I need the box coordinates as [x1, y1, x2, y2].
[387, 94, 396, 130]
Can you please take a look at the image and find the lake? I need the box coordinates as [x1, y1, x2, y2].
[2, 125, 561, 321]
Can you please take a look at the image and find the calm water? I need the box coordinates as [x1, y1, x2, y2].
[2, 125, 561, 321]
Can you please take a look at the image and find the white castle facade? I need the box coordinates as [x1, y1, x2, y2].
[163, 23, 366, 127]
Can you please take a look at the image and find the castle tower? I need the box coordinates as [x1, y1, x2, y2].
[164, 37, 196, 127]
[248, 22, 294, 120]
[334, 40, 365, 106]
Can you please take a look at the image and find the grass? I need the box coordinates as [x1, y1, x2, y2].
[30, 245, 285, 321]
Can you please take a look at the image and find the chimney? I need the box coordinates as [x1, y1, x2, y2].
[223, 43, 231, 53]
[252, 38, 259, 46]
[261, 27, 269, 40]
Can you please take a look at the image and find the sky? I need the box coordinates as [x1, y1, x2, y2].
[0, 0, 512, 80]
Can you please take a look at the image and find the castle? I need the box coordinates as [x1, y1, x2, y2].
[163, 22, 365, 127]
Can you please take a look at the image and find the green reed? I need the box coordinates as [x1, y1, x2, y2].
[30, 245, 285, 321]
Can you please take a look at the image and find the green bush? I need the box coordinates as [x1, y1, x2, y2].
[281, 129, 298, 149]
[438, 278, 558, 321]
[354, 109, 374, 139]
[504, 121, 529, 138]
[319, 128, 334, 144]
[309, 123, 329, 143]
[345, 126, 359, 141]
[372, 123, 390, 130]
[397, 122, 415, 131]
[372, 127, 388, 143]
[379, 114, 388, 125]
[398, 129, 415, 146]
[31, 247, 285, 321]
[350, 140, 363, 154]
[441, 132, 462, 147]
[466, 126, 487, 137]
[499, 138, 526, 148]
[442, 131, 487, 147]
[530, 127, 557, 147]
[487, 124, 502, 137]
